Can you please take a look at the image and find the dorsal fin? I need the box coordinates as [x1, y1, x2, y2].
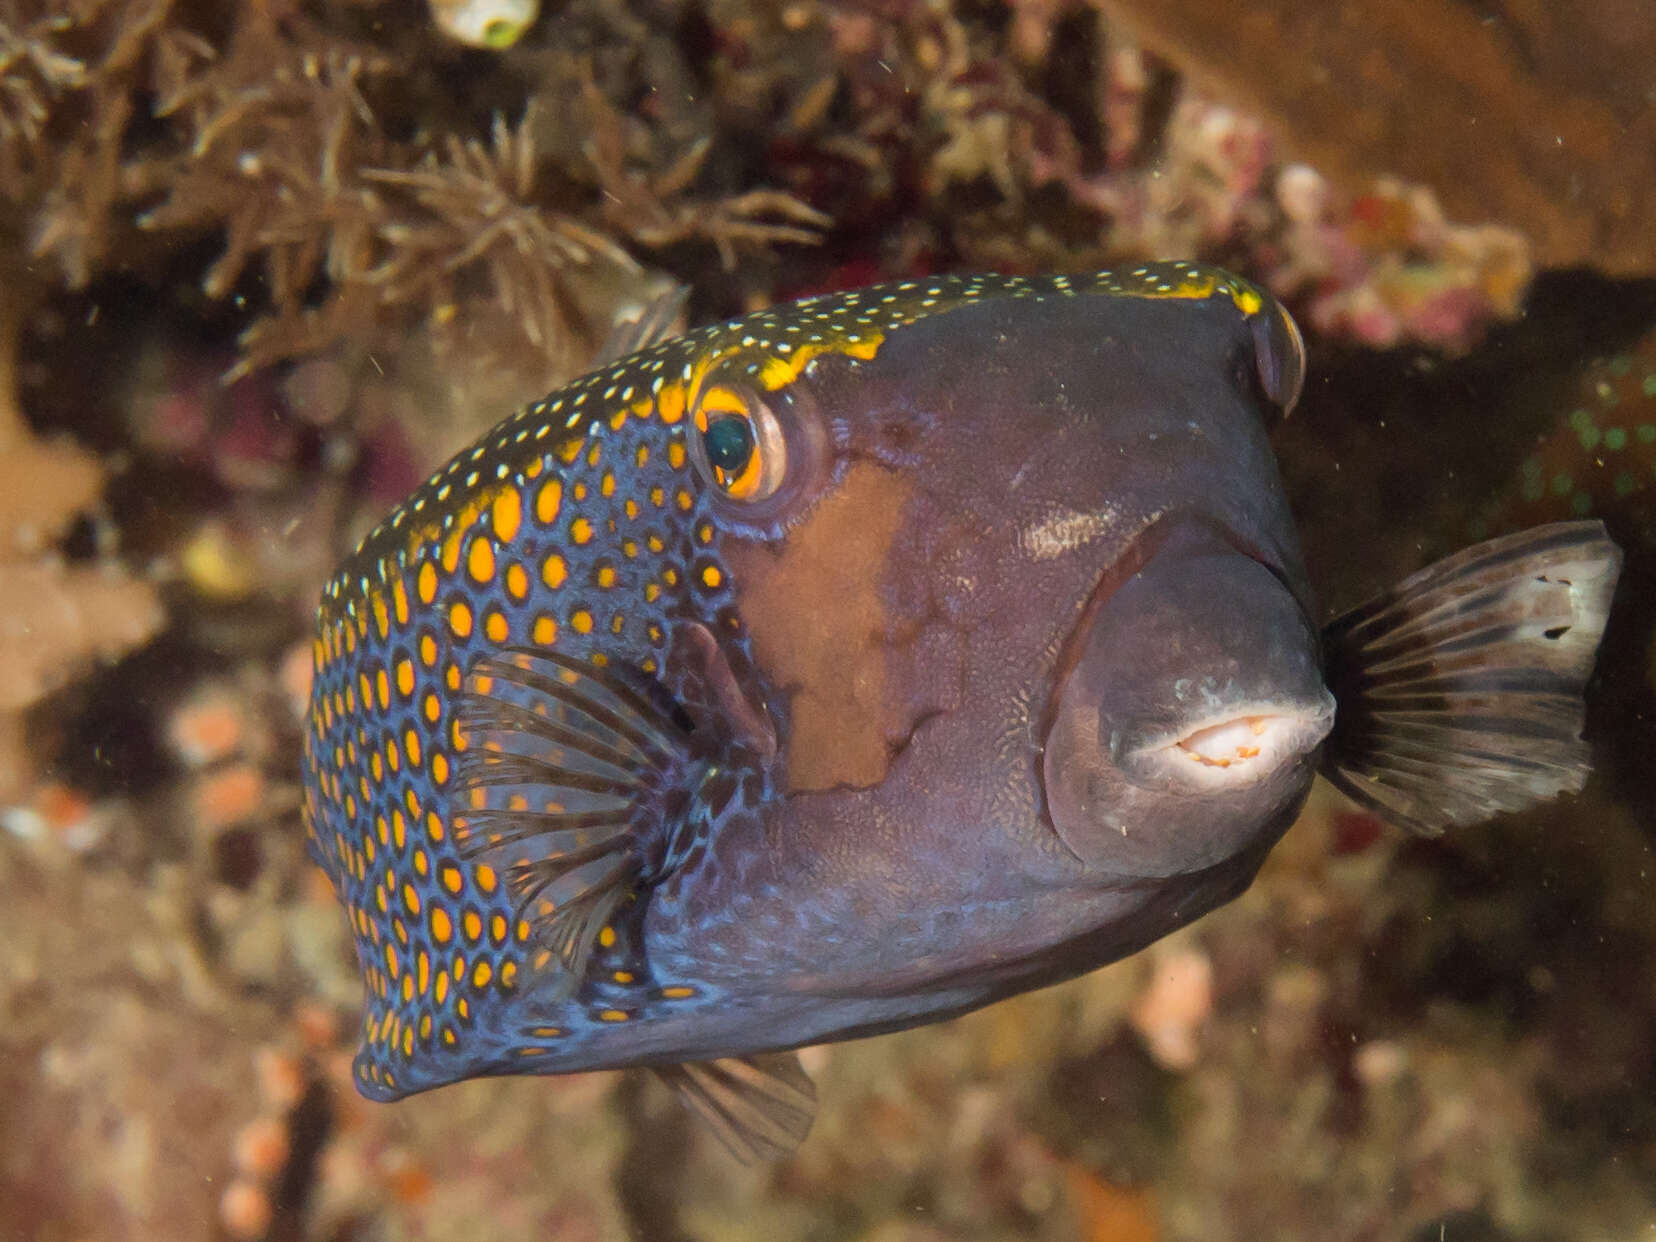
[594, 284, 691, 365]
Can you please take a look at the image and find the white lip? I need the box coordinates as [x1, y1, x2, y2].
[1134, 698, 1335, 791]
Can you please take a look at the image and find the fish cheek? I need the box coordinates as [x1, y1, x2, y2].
[723, 462, 931, 794]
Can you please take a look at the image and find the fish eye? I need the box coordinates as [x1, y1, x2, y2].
[691, 384, 787, 502]
[704, 416, 754, 476]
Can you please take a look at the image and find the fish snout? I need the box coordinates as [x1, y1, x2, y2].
[1041, 518, 1333, 877]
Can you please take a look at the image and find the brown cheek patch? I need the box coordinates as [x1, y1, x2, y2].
[725, 463, 912, 793]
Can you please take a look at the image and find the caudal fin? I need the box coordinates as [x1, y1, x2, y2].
[1320, 521, 1622, 835]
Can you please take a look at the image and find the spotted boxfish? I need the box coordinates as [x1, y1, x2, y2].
[303, 262, 1622, 1159]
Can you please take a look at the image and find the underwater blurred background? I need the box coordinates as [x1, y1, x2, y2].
[1, 0, 1654, 1238]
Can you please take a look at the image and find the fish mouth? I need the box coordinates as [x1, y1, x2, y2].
[1134, 704, 1336, 792]
[1038, 511, 1333, 874]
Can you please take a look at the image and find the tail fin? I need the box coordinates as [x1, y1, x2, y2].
[1320, 521, 1622, 835]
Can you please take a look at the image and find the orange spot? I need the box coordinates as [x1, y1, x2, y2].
[571, 610, 593, 634]
[533, 615, 557, 645]
[571, 517, 594, 545]
[541, 555, 567, 589]
[484, 610, 509, 643]
[492, 487, 522, 542]
[449, 601, 473, 639]
[658, 384, 686, 424]
[417, 562, 438, 604]
[467, 536, 496, 584]
[472, 960, 493, 989]
[505, 563, 529, 600]
[475, 864, 498, 894]
[536, 479, 563, 524]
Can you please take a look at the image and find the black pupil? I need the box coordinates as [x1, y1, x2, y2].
[704, 416, 755, 476]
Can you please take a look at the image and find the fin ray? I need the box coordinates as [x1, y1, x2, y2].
[450, 648, 694, 983]
[593, 284, 690, 364]
[1321, 521, 1621, 835]
[653, 1052, 817, 1163]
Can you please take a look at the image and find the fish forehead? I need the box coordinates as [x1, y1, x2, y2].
[302, 261, 1281, 1094]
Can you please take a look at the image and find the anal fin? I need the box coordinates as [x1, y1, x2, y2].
[1321, 520, 1622, 835]
[652, 1052, 817, 1163]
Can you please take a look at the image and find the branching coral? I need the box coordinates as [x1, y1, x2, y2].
[361, 105, 642, 364]
[574, 72, 830, 267]
[2, 0, 827, 384]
